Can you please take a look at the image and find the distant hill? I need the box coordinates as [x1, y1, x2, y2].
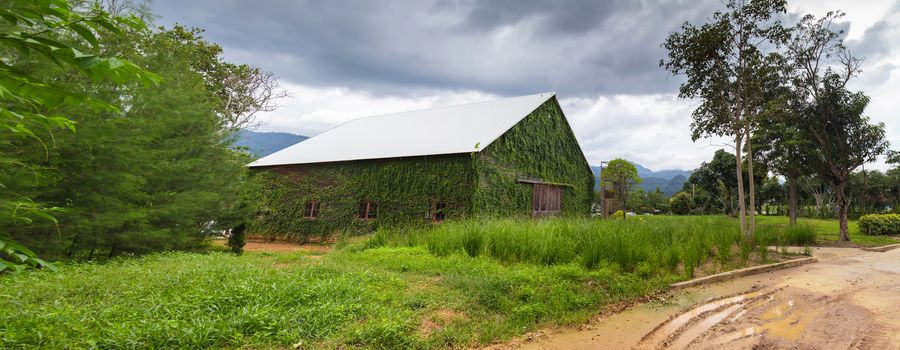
[233, 130, 308, 157]
[591, 164, 691, 196]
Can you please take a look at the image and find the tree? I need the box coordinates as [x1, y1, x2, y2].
[601, 159, 642, 220]
[0, 0, 158, 270]
[661, 0, 788, 239]
[753, 108, 814, 224]
[758, 176, 786, 215]
[787, 12, 890, 241]
[689, 150, 739, 215]
[669, 192, 694, 215]
[151, 26, 289, 133]
[2, 6, 253, 259]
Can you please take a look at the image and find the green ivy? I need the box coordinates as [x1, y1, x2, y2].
[472, 97, 594, 217]
[250, 156, 476, 240]
[249, 97, 595, 240]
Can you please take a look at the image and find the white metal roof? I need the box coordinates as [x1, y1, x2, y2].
[248, 92, 556, 167]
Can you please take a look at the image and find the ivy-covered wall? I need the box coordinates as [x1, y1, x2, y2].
[472, 97, 595, 217]
[249, 155, 475, 240]
[249, 96, 594, 239]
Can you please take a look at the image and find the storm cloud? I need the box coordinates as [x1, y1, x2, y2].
[150, 0, 900, 170]
[151, 0, 724, 97]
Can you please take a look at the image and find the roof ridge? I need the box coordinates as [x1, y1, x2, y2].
[293, 92, 555, 146]
[248, 92, 557, 167]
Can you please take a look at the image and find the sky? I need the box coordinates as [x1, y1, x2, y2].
[151, 0, 900, 171]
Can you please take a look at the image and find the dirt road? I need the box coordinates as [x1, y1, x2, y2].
[512, 247, 900, 349]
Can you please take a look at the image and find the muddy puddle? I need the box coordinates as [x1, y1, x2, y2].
[503, 247, 900, 350]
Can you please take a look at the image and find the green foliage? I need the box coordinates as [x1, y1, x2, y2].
[251, 97, 594, 239]
[858, 214, 900, 236]
[250, 155, 475, 240]
[228, 223, 247, 254]
[0, 248, 667, 349]
[472, 98, 594, 217]
[687, 149, 766, 215]
[754, 216, 894, 246]
[661, 0, 788, 140]
[669, 191, 693, 215]
[0, 0, 159, 268]
[786, 12, 890, 241]
[756, 223, 815, 246]
[0, 237, 55, 273]
[367, 216, 786, 278]
[628, 187, 669, 214]
[2, 10, 249, 259]
[600, 159, 641, 218]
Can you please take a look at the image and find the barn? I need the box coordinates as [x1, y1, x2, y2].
[248, 92, 594, 237]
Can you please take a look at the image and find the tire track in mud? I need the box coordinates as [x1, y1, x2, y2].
[635, 287, 782, 349]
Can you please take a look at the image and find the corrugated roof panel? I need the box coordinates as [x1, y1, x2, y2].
[248, 92, 555, 167]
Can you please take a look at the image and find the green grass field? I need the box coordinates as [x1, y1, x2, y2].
[0, 215, 880, 349]
[754, 215, 897, 246]
[0, 249, 668, 349]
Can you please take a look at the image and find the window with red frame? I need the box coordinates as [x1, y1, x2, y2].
[303, 201, 320, 218]
[357, 201, 377, 220]
[432, 201, 447, 222]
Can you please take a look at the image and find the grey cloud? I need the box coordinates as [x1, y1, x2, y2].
[848, 20, 896, 60]
[150, 0, 718, 97]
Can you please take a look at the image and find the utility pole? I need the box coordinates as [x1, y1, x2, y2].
[862, 163, 868, 214]
[599, 160, 609, 218]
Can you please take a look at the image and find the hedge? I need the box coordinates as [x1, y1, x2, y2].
[858, 214, 900, 235]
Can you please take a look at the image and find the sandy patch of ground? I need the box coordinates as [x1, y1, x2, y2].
[498, 247, 900, 349]
[419, 309, 467, 337]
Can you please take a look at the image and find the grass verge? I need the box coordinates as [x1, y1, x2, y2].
[1, 216, 814, 349]
[0, 249, 667, 349]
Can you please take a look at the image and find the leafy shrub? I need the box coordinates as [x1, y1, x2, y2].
[228, 223, 247, 255]
[858, 214, 900, 235]
[669, 192, 693, 215]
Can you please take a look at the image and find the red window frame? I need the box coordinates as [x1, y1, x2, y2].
[357, 201, 377, 220]
[432, 201, 447, 223]
[303, 201, 320, 219]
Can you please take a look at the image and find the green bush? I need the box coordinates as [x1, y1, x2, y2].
[858, 214, 900, 235]
[668, 192, 693, 215]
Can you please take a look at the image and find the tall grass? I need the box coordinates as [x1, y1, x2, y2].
[370, 217, 748, 277]
[0, 249, 671, 349]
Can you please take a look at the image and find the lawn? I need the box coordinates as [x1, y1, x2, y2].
[0, 216, 816, 349]
[754, 215, 897, 246]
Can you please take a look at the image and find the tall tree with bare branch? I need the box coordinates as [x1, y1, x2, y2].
[661, 0, 788, 239]
[786, 12, 890, 241]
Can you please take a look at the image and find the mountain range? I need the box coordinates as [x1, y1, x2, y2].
[233, 130, 308, 157]
[590, 164, 690, 196]
[237, 130, 691, 195]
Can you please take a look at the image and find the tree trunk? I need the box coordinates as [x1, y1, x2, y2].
[788, 175, 798, 225]
[735, 133, 748, 237]
[835, 181, 850, 241]
[745, 126, 756, 238]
